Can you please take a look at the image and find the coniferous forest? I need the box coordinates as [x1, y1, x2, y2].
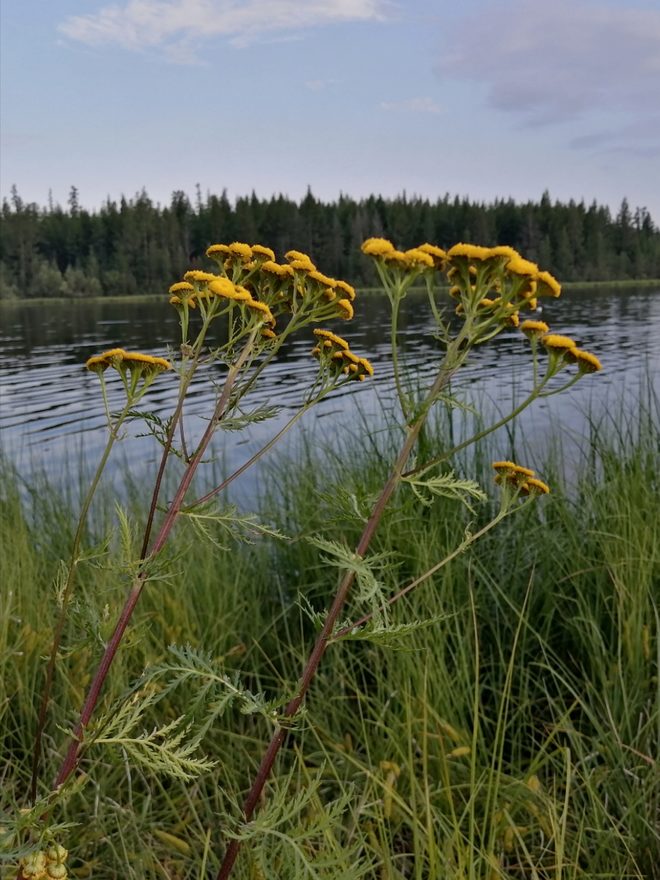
[1, 185, 658, 298]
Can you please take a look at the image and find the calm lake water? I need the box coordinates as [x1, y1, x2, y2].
[1, 288, 658, 502]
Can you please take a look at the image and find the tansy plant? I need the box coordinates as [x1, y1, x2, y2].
[14, 240, 601, 879]
[16, 243, 372, 877]
[214, 240, 601, 879]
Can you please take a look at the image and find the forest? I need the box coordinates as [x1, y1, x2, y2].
[1, 185, 659, 298]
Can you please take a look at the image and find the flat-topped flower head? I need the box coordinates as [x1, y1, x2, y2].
[169, 281, 195, 295]
[566, 348, 602, 373]
[362, 237, 395, 257]
[251, 244, 276, 261]
[521, 477, 550, 495]
[520, 319, 549, 338]
[284, 250, 317, 273]
[184, 270, 218, 284]
[404, 248, 434, 268]
[334, 279, 356, 301]
[313, 328, 350, 350]
[261, 260, 294, 278]
[541, 333, 577, 353]
[492, 461, 535, 477]
[488, 245, 520, 261]
[86, 349, 171, 385]
[85, 348, 126, 372]
[245, 298, 275, 324]
[228, 242, 253, 261]
[418, 243, 447, 265]
[169, 294, 197, 308]
[121, 352, 172, 373]
[285, 249, 310, 262]
[383, 249, 409, 266]
[493, 460, 539, 491]
[308, 269, 336, 288]
[208, 277, 252, 302]
[336, 298, 354, 320]
[206, 244, 231, 259]
[289, 258, 316, 272]
[536, 270, 561, 298]
[447, 243, 492, 261]
[506, 255, 539, 277]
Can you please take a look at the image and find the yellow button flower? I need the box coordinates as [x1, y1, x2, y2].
[251, 244, 276, 261]
[567, 348, 602, 373]
[447, 243, 492, 261]
[536, 270, 561, 297]
[168, 281, 194, 294]
[313, 329, 350, 350]
[541, 333, 577, 352]
[361, 237, 395, 256]
[520, 319, 549, 338]
[336, 298, 354, 320]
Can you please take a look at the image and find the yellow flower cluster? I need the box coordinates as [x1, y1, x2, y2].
[361, 237, 602, 372]
[85, 348, 172, 374]
[311, 328, 374, 382]
[173, 243, 357, 327]
[492, 461, 550, 495]
[167, 242, 372, 381]
[20, 844, 68, 879]
[540, 333, 602, 372]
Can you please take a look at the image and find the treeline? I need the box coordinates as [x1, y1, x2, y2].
[1, 185, 659, 298]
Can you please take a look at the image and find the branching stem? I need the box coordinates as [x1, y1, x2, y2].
[215, 335, 469, 879]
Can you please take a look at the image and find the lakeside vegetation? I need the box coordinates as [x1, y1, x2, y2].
[2, 401, 658, 878]
[1, 187, 659, 299]
[2, 238, 658, 879]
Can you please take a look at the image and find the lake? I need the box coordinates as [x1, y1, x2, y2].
[1, 288, 658, 503]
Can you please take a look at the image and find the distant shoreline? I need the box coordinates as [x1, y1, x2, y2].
[1, 278, 659, 306]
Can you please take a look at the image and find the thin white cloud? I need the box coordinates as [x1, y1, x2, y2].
[436, 0, 660, 144]
[380, 96, 442, 114]
[59, 0, 391, 51]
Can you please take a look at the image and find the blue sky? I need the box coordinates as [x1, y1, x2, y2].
[2, 0, 659, 222]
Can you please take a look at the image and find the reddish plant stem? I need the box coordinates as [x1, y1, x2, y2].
[216, 345, 465, 880]
[51, 336, 256, 793]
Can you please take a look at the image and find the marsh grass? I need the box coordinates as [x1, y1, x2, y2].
[2, 397, 658, 878]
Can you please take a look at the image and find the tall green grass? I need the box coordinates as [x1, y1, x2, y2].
[1, 400, 658, 878]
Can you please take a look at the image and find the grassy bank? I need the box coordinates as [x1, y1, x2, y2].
[1, 402, 659, 878]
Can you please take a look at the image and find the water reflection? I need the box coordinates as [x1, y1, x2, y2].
[1, 288, 658, 497]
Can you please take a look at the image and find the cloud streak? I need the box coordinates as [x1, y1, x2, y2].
[436, 0, 660, 143]
[59, 0, 391, 51]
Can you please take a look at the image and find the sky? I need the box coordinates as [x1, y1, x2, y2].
[2, 0, 660, 223]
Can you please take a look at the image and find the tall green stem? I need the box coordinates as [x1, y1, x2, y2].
[390, 292, 409, 420]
